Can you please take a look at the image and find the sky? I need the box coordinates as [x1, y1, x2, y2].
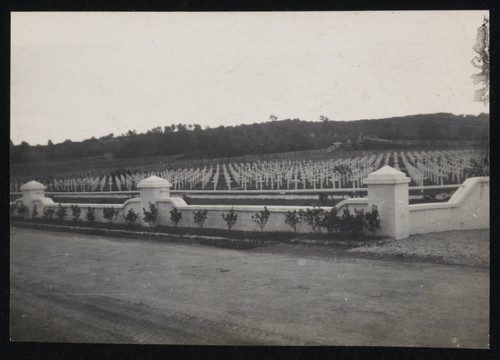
[11, 11, 489, 146]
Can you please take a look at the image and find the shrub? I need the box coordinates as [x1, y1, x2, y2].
[340, 207, 365, 238]
[32, 204, 38, 218]
[222, 208, 238, 231]
[353, 209, 366, 238]
[303, 207, 325, 234]
[365, 205, 381, 235]
[251, 207, 270, 231]
[71, 205, 81, 221]
[124, 208, 139, 226]
[86, 207, 96, 222]
[284, 210, 304, 233]
[43, 207, 55, 220]
[339, 207, 352, 235]
[17, 203, 28, 218]
[55, 204, 67, 221]
[193, 209, 208, 228]
[103, 207, 118, 223]
[169, 207, 182, 227]
[143, 203, 159, 228]
[322, 207, 340, 233]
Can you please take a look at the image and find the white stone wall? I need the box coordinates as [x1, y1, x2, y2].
[40, 198, 141, 225]
[409, 177, 489, 235]
[157, 201, 342, 233]
[17, 172, 490, 239]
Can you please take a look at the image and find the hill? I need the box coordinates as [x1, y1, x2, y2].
[10, 113, 489, 164]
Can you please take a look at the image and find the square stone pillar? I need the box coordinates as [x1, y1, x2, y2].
[20, 181, 47, 218]
[137, 176, 172, 227]
[364, 166, 410, 240]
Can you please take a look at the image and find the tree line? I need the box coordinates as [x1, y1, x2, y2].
[11, 113, 489, 163]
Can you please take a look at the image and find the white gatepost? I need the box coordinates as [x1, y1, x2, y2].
[364, 166, 410, 240]
[20, 181, 47, 218]
[137, 176, 172, 227]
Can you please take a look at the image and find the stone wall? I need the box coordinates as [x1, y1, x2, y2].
[14, 167, 489, 239]
[409, 177, 489, 234]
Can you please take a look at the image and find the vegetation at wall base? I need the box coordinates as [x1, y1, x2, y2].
[124, 208, 139, 226]
[86, 207, 96, 222]
[143, 203, 158, 228]
[251, 207, 271, 232]
[11, 213, 384, 244]
[102, 207, 119, 223]
[71, 204, 81, 221]
[193, 209, 208, 228]
[169, 207, 183, 227]
[16, 203, 28, 218]
[55, 204, 68, 222]
[32, 205, 38, 219]
[222, 208, 238, 231]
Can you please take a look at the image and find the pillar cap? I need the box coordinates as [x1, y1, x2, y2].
[137, 175, 172, 189]
[20, 180, 46, 191]
[364, 165, 410, 185]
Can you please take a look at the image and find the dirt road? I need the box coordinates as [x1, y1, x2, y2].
[10, 227, 489, 347]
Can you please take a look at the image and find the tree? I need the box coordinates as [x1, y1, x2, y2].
[471, 16, 490, 175]
[472, 16, 489, 106]
[177, 123, 187, 132]
[164, 126, 173, 133]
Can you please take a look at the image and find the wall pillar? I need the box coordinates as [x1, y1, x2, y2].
[364, 166, 410, 240]
[20, 181, 47, 218]
[137, 176, 172, 227]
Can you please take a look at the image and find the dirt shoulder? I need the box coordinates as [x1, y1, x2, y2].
[346, 229, 489, 268]
[234, 229, 489, 268]
[11, 221, 489, 268]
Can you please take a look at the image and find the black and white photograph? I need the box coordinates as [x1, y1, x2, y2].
[9, 11, 490, 348]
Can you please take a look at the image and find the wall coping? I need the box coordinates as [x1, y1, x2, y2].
[364, 177, 411, 185]
[137, 175, 172, 189]
[409, 177, 488, 212]
[174, 204, 337, 212]
[335, 198, 368, 209]
[157, 197, 188, 207]
[20, 180, 46, 191]
[45, 203, 124, 208]
[364, 165, 410, 185]
[123, 198, 141, 207]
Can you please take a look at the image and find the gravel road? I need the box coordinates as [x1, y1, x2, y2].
[10, 227, 489, 347]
